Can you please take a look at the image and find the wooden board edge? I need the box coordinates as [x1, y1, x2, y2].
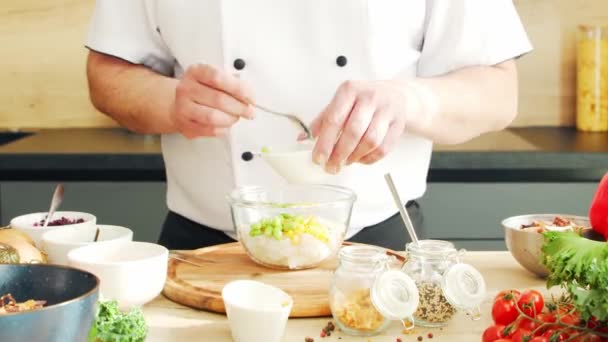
[163, 242, 406, 318]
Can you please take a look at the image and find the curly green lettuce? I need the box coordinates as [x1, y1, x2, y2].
[88, 300, 148, 342]
[541, 231, 608, 321]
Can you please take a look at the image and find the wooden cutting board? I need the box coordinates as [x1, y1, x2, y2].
[162, 242, 405, 318]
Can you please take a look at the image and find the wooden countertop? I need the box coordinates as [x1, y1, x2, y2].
[142, 251, 546, 342]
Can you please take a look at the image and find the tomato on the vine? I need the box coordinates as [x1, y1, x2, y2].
[512, 329, 533, 342]
[571, 333, 601, 342]
[585, 316, 599, 329]
[558, 312, 580, 326]
[537, 312, 556, 323]
[494, 289, 521, 302]
[493, 293, 519, 325]
[482, 325, 505, 342]
[518, 290, 545, 317]
[519, 317, 540, 332]
[529, 337, 549, 342]
[542, 329, 568, 342]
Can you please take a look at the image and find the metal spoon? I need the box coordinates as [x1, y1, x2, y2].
[93, 227, 101, 242]
[42, 184, 64, 228]
[253, 104, 313, 140]
[384, 173, 419, 245]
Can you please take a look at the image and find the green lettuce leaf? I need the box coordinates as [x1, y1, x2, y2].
[541, 231, 608, 321]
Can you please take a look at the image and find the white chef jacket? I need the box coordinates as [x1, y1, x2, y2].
[86, 0, 532, 239]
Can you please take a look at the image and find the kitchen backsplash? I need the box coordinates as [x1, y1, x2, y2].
[1, 0, 607, 129]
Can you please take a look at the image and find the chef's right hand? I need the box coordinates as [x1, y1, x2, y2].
[171, 64, 255, 139]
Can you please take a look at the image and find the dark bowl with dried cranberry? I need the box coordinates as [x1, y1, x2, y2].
[9, 211, 97, 249]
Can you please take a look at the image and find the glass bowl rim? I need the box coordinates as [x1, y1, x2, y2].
[227, 184, 357, 209]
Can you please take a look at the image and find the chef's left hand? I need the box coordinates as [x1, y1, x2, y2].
[310, 80, 409, 174]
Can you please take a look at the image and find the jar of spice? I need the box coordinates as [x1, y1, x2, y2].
[401, 240, 486, 328]
[576, 25, 608, 132]
[329, 245, 419, 337]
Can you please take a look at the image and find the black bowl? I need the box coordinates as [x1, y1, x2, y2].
[0, 264, 99, 342]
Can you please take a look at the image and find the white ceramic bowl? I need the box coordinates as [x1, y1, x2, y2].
[67, 241, 168, 310]
[260, 141, 333, 184]
[222, 280, 293, 342]
[42, 225, 134, 266]
[10, 211, 97, 249]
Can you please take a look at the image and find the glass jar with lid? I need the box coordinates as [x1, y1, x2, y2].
[577, 24, 608, 132]
[329, 245, 419, 337]
[401, 240, 486, 328]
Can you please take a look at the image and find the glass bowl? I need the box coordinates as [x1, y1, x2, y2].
[228, 184, 356, 270]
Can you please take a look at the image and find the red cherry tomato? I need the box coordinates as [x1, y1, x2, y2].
[537, 312, 556, 323]
[493, 295, 519, 325]
[494, 289, 521, 302]
[512, 329, 533, 342]
[559, 312, 580, 326]
[571, 333, 601, 342]
[530, 312, 557, 336]
[529, 337, 549, 342]
[586, 316, 599, 329]
[519, 317, 539, 332]
[518, 290, 545, 317]
[542, 329, 568, 342]
[482, 325, 506, 342]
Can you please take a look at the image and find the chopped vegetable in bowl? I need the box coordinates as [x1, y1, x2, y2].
[240, 214, 344, 270]
[248, 214, 330, 244]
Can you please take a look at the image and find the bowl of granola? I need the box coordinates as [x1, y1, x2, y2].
[502, 214, 597, 277]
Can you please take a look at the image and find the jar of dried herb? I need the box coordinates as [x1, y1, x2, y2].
[329, 245, 419, 337]
[401, 240, 486, 328]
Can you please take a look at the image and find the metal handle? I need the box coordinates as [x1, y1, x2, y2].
[384, 173, 419, 245]
[253, 104, 313, 140]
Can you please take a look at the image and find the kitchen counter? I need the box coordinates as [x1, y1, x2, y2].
[142, 251, 545, 341]
[0, 127, 606, 182]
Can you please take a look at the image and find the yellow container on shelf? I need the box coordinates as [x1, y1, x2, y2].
[577, 25, 608, 132]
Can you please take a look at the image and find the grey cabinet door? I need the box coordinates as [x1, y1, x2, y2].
[416, 183, 597, 250]
[1, 182, 167, 243]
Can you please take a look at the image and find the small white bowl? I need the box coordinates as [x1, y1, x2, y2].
[10, 211, 97, 249]
[260, 141, 334, 184]
[67, 241, 168, 310]
[222, 280, 293, 342]
[42, 225, 134, 266]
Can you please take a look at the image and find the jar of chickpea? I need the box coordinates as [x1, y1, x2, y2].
[329, 245, 419, 337]
[577, 25, 608, 132]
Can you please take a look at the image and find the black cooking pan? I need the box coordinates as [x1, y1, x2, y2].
[0, 264, 99, 342]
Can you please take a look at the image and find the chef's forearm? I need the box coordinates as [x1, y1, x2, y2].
[404, 60, 518, 145]
[86, 51, 179, 134]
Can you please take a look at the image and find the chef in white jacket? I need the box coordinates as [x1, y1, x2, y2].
[85, 1, 532, 250]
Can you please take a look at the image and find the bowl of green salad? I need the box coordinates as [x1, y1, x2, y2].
[228, 184, 356, 270]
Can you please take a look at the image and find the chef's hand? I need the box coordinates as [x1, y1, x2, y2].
[171, 64, 255, 139]
[311, 80, 410, 174]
